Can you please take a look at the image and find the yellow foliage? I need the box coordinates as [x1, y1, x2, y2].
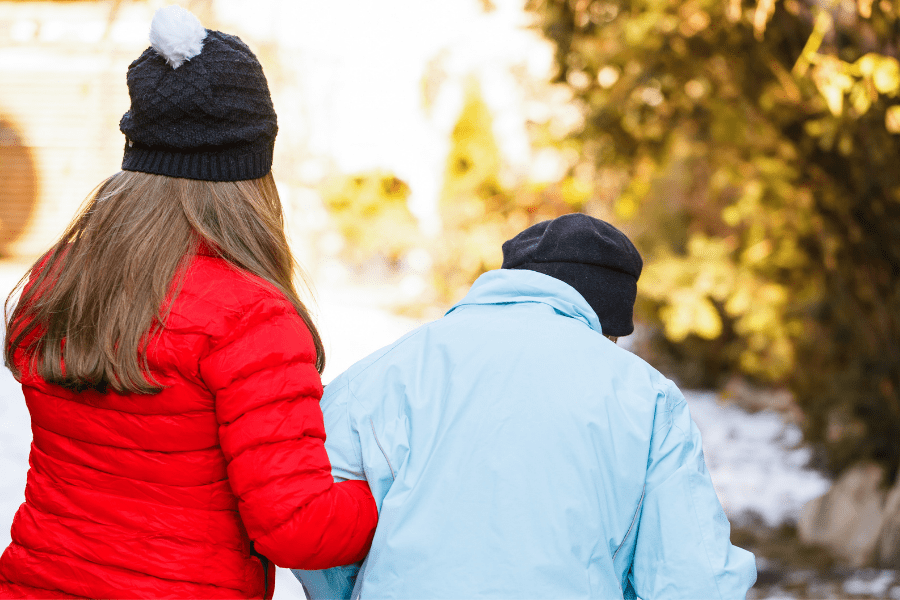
[561, 176, 592, 207]
[793, 11, 832, 76]
[614, 195, 639, 220]
[753, 0, 777, 40]
[430, 83, 589, 304]
[801, 43, 900, 119]
[615, 175, 651, 220]
[870, 56, 900, 95]
[531, 0, 900, 481]
[640, 235, 731, 341]
[887, 105, 900, 134]
[640, 231, 795, 379]
[320, 171, 421, 264]
[660, 291, 722, 341]
[742, 239, 773, 264]
[812, 56, 855, 116]
[858, 0, 875, 18]
[849, 82, 873, 115]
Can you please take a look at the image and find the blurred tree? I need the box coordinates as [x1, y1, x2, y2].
[434, 80, 585, 303]
[527, 0, 900, 479]
[321, 82, 584, 313]
[320, 171, 421, 268]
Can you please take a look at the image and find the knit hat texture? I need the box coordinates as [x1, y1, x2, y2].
[501, 213, 643, 337]
[120, 13, 277, 181]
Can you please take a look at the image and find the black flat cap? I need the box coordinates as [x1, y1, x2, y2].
[501, 213, 643, 336]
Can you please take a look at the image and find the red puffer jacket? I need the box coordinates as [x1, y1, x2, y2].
[0, 250, 377, 599]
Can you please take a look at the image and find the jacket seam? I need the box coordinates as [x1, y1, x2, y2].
[682, 420, 726, 600]
[226, 431, 325, 455]
[342, 327, 427, 391]
[0, 543, 83, 598]
[650, 381, 684, 435]
[24, 385, 215, 416]
[215, 354, 318, 389]
[199, 293, 299, 362]
[19, 502, 247, 553]
[28, 435, 230, 488]
[261, 482, 333, 534]
[613, 485, 645, 562]
[30, 422, 222, 457]
[658, 379, 726, 599]
[344, 383, 367, 473]
[9, 542, 251, 594]
[218, 388, 320, 426]
[370, 418, 396, 480]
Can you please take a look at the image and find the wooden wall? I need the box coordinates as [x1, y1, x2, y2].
[0, 1, 146, 258]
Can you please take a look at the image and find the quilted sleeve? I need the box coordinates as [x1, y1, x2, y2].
[199, 295, 377, 570]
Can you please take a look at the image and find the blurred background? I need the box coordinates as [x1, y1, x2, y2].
[1, 0, 899, 597]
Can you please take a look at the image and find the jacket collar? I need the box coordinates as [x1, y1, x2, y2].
[446, 269, 603, 334]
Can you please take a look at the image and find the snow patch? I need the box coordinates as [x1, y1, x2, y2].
[685, 390, 830, 527]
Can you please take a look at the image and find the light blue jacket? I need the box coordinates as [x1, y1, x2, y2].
[295, 269, 756, 599]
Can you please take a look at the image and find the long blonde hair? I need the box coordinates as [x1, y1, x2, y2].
[4, 170, 324, 394]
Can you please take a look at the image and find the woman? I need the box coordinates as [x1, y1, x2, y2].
[0, 6, 376, 598]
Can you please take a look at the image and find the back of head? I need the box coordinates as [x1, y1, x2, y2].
[501, 213, 643, 337]
[4, 6, 323, 394]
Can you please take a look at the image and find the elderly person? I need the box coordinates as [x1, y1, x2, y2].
[295, 214, 756, 599]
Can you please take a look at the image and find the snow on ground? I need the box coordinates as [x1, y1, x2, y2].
[0, 260, 831, 597]
[0, 262, 29, 558]
[684, 390, 830, 527]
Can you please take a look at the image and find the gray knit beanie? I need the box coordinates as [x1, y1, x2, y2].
[119, 6, 277, 182]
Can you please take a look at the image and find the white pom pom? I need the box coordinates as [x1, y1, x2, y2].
[149, 6, 207, 69]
